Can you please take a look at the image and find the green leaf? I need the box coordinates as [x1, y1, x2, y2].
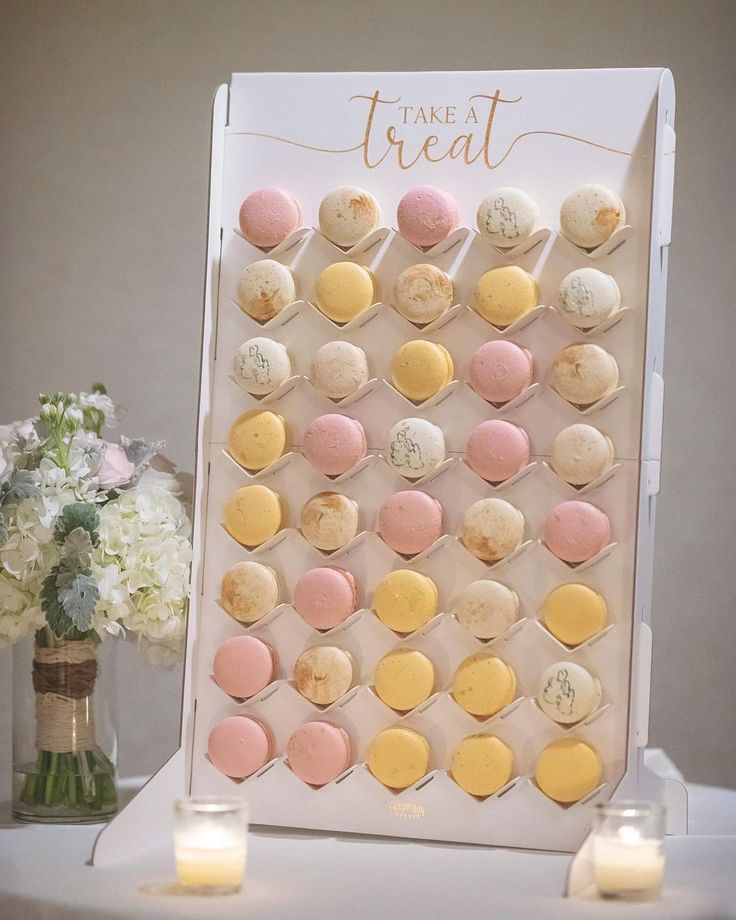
[55, 502, 99, 543]
[58, 573, 99, 632]
[41, 570, 74, 638]
[62, 527, 94, 563]
[120, 436, 163, 473]
[0, 510, 7, 544]
[0, 469, 41, 505]
[91, 383, 107, 395]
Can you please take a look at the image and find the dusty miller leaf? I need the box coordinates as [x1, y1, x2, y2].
[0, 511, 7, 544]
[58, 572, 99, 632]
[55, 502, 99, 543]
[41, 569, 74, 637]
[0, 469, 41, 505]
[62, 526, 94, 563]
[120, 436, 164, 474]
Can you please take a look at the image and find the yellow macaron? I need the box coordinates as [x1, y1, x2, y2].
[541, 583, 608, 646]
[373, 569, 438, 634]
[450, 734, 514, 797]
[314, 262, 376, 324]
[373, 648, 435, 712]
[227, 410, 288, 472]
[535, 738, 602, 803]
[223, 484, 283, 547]
[390, 340, 454, 402]
[473, 265, 538, 327]
[452, 653, 516, 718]
[367, 726, 430, 790]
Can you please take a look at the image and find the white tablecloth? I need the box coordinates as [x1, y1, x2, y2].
[1, 778, 735, 920]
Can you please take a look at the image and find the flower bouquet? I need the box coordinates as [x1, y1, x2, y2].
[1, 387, 192, 822]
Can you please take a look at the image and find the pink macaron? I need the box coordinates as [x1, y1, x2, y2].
[293, 566, 358, 630]
[397, 186, 460, 248]
[238, 187, 301, 249]
[207, 715, 272, 779]
[378, 490, 443, 556]
[544, 500, 611, 564]
[303, 414, 368, 477]
[466, 420, 530, 484]
[469, 340, 534, 404]
[287, 720, 352, 786]
[212, 635, 278, 699]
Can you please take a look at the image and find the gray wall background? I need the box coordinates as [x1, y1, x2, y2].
[1, 0, 735, 792]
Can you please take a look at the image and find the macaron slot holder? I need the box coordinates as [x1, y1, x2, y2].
[117, 69, 679, 860]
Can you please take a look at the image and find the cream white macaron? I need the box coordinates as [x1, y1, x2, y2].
[318, 186, 381, 248]
[236, 259, 296, 322]
[557, 268, 621, 329]
[310, 340, 369, 400]
[477, 188, 539, 248]
[537, 661, 602, 724]
[461, 498, 525, 563]
[550, 424, 614, 486]
[233, 337, 291, 395]
[386, 417, 446, 480]
[559, 184, 625, 249]
[453, 579, 519, 640]
[551, 344, 619, 407]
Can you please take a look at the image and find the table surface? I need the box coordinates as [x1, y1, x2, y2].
[1, 778, 735, 920]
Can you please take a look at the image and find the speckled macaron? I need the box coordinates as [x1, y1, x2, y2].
[551, 344, 619, 407]
[318, 186, 381, 248]
[220, 561, 281, 624]
[393, 263, 454, 325]
[453, 579, 519, 640]
[293, 645, 356, 705]
[235, 259, 296, 322]
[550, 424, 615, 486]
[310, 341, 370, 400]
[461, 498, 525, 563]
[300, 491, 360, 551]
[228, 410, 288, 471]
[560, 184, 625, 249]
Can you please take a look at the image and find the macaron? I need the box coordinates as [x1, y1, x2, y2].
[300, 491, 360, 551]
[473, 265, 538, 328]
[227, 410, 288, 471]
[453, 653, 516, 717]
[223, 484, 283, 548]
[212, 635, 277, 699]
[293, 566, 358, 630]
[207, 715, 272, 779]
[465, 419, 530, 483]
[373, 647, 435, 712]
[397, 186, 460, 248]
[551, 344, 619, 407]
[302, 414, 367, 477]
[220, 561, 281, 624]
[293, 645, 356, 705]
[233, 337, 291, 395]
[550, 424, 615, 486]
[393, 263, 454, 325]
[373, 569, 438, 634]
[386, 418, 446, 480]
[314, 262, 376, 324]
[477, 188, 539, 248]
[367, 726, 430, 790]
[287, 721, 352, 786]
[560, 184, 625, 249]
[236, 259, 296, 322]
[544, 500, 611, 564]
[377, 490, 443, 556]
[391, 340, 454, 403]
[535, 738, 602, 803]
[461, 498, 525, 563]
[557, 268, 621, 329]
[537, 661, 602, 724]
[451, 734, 514, 797]
[541, 583, 608, 646]
[318, 186, 380, 248]
[238, 187, 301, 249]
[310, 340, 370, 400]
[452, 579, 519, 640]
[468, 339, 534, 404]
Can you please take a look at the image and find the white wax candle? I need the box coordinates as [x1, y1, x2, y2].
[593, 826, 664, 896]
[175, 826, 247, 889]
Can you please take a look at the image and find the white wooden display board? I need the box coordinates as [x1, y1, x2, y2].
[94, 69, 684, 865]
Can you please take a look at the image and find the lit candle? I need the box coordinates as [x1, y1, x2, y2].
[592, 803, 665, 900]
[174, 797, 248, 894]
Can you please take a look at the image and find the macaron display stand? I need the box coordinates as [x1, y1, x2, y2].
[93, 69, 684, 864]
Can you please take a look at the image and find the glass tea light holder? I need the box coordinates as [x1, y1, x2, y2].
[592, 801, 665, 900]
[174, 796, 249, 895]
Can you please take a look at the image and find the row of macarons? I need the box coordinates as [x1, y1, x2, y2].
[235, 336, 620, 409]
[221, 562, 608, 647]
[212, 635, 603, 726]
[236, 259, 623, 332]
[238, 184, 626, 252]
[209, 713, 603, 804]
[229, 412, 616, 488]
[223, 486, 613, 566]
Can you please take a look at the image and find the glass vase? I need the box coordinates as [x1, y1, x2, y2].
[12, 628, 118, 823]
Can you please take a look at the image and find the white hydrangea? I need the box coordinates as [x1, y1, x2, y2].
[92, 470, 192, 660]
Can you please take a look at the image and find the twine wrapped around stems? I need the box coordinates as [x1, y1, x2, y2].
[32, 642, 98, 753]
